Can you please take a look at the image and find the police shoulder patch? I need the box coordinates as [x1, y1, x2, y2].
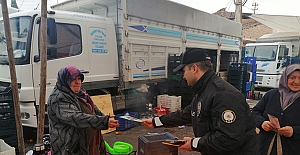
[222, 110, 236, 123]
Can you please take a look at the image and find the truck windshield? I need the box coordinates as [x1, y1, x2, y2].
[0, 16, 31, 65]
[245, 45, 278, 61]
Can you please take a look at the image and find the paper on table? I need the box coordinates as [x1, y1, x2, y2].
[162, 140, 186, 147]
[267, 114, 280, 129]
[119, 115, 142, 122]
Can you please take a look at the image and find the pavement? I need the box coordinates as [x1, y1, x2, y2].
[247, 90, 266, 108]
[103, 125, 199, 155]
[24, 125, 197, 155]
[247, 98, 259, 109]
[103, 98, 262, 155]
[24, 92, 265, 154]
[103, 96, 260, 155]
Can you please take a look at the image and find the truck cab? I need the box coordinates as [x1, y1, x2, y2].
[245, 42, 292, 88]
[0, 10, 118, 127]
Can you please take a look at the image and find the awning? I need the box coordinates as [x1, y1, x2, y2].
[250, 14, 300, 32]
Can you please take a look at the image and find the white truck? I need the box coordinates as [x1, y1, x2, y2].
[0, 0, 242, 128]
[245, 32, 300, 88]
[0, 4, 19, 17]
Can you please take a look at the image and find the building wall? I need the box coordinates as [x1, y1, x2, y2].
[214, 8, 273, 45]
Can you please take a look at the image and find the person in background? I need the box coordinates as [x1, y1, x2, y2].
[252, 64, 300, 155]
[47, 66, 119, 155]
[142, 48, 258, 155]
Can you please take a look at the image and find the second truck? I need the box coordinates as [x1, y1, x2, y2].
[245, 32, 300, 88]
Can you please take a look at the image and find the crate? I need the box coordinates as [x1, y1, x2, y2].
[244, 56, 257, 73]
[0, 89, 14, 121]
[167, 86, 181, 95]
[168, 54, 182, 61]
[0, 89, 17, 154]
[0, 139, 15, 155]
[243, 82, 251, 91]
[157, 95, 168, 108]
[228, 70, 250, 82]
[251, 64, 257, 73]
[157, 95, 181, 112]
[167, 74, 183, 81]
[252, 72, 257, 82]
[0, 119, 16, 132]
[125, 91, 147, 111]
[244, 57, 256, 66]
[115, 111, 138, 131]
[138, 132, 178, 155]
[244, 91, 250, 99]
[0, 102, 16, 136]
[165, 96, 181, 112]
[167, 63, 181, 72]
[230, 62, 252, 72]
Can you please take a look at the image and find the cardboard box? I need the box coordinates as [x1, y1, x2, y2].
[0, 139, 15, 155]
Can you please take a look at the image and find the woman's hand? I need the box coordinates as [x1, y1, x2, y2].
[262, 121, 276, 132]
[108, 115, 119, 128]
[278, 126, 293, 137]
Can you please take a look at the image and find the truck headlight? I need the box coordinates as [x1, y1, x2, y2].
[21, 112, 30, 119]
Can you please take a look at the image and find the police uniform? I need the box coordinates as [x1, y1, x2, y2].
[153, 70, 258, 155]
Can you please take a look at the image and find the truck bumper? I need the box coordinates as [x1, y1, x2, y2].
[20, 102, 37, 128]
[255, 74, 281, 88]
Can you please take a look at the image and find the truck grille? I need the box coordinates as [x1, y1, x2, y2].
[257, 69, 265, 72]
[256, 76, 263, 82]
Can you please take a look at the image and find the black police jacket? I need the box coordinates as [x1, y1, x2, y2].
[154, 70, 258, 155]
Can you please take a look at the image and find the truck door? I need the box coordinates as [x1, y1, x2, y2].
[32, 18, 90, 104]
[277, 45, 287, 69]
[86, 24, 119, 87]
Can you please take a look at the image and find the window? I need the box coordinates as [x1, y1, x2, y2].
[0, 16, 31, 65]
[47, 23, 82, 60]
[278, 45, 287, 60]
[246, 45, 278, 61]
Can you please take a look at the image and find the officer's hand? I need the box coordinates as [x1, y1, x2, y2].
[278, 126, 293, 137]
[108, 115, 119, 128]
[262, 121, 276, 132]
[141, 118, 154, 128]
[178, 137, 193, 152]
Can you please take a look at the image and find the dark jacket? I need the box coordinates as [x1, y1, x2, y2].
[47, 83, 109, 155]
[154, 70, 258, 155]
[252, 88, 300, 155]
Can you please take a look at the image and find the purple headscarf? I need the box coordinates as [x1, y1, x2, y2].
[279, 64, 300, 109]
[57, 66, 95, 110]
[57, 66, 84, 88]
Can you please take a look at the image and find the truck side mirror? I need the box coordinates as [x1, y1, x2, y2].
[47, 18, 57, 44]
[284, 48, 289, 55]
[281, 56, 291, 68]
[47, 47, 57, 59]
[34, 55, 40, 62]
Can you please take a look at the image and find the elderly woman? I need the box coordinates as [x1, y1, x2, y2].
[252, 64, 300, 155]
[47, 66, 119, 155]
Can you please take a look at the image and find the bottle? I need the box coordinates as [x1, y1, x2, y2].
[32, 143, 45, 155]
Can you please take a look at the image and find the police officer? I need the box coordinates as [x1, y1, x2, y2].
[142, 48, 258, 155]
